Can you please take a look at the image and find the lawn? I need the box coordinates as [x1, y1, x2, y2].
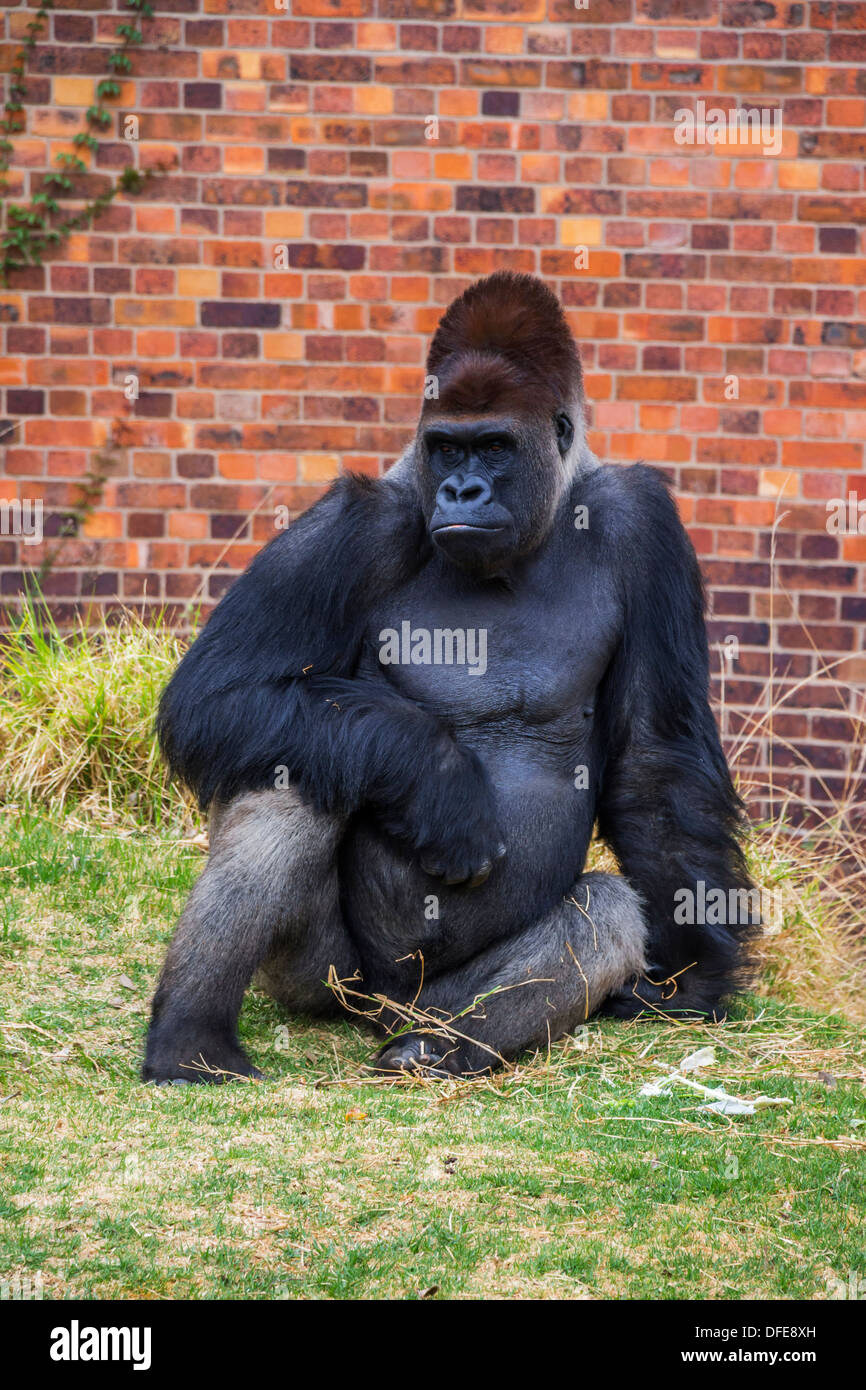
[1, 809, 863, 1301]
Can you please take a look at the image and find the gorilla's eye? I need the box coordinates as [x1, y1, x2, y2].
[440, 443, 454, 456]
[480, 438, 509, 458]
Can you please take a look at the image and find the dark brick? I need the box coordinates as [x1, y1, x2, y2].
[200, 303, 281, 328]
[184, 82, 222, 108]
[455, 186, 535, 213]
[7, 390, 45, 414]
[481, 91, 519, 116]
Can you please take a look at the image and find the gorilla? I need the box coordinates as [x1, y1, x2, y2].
[143, 271, 753, 1083]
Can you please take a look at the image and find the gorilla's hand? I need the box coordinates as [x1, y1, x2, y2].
[378, 740, 506, 887]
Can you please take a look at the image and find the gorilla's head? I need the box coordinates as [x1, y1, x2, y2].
[415, 272, 588, 577]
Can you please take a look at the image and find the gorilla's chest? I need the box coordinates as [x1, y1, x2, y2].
[361, 556, 620, 733]
[347, 549, 622, 976]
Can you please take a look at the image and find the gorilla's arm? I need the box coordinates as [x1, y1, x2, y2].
[595, 465, 753, 1014]
[157, 470, 501, 882]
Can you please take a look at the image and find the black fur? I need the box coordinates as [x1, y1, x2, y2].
[593, 464, 753, 1017]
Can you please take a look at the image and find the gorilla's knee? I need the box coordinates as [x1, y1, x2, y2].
[143, 788, 351, 1083]
[578, 872, 660, 1020]
[576, 871, 646, 971]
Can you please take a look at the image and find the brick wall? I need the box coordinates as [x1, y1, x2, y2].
[1, 0, 865, 823]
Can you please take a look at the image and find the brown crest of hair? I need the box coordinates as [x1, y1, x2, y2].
[424, 271, 583, 418]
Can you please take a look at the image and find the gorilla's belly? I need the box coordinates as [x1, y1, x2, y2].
[340, 750, 593, 990]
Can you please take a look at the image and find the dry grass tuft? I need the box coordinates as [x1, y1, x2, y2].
[0, 596, 198, 831]
[724, 654, 866, 1023]
[744, 814, 865, 1022]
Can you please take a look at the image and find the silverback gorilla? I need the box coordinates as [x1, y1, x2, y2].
[143, 272, 753, 1083]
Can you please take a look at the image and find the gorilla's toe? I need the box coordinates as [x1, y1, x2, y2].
[373, 1033, 464, 1078]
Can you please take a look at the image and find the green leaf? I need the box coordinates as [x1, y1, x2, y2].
[119, 167, 144, 192]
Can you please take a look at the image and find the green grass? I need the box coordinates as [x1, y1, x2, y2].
[1, 809, 863, 1301]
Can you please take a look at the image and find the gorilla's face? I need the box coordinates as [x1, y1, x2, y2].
[420, 410, 574, 577]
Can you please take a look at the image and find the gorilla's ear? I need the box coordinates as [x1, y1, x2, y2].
[555, 411, 574, 457]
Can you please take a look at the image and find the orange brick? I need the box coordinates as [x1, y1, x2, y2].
[177, 269, 220, 297]
[484, 26, 525, 54]
[48, 140, 91, 168]
[136, 207, 176, 235]
[440, 90, 478, 118]
[355, 86, 394, 115]
[264, 211, 305, 238]
[225, 82, 266, 113]
[561, 218, 603, 247]
[566, 93, 608, 122]
[433, 153, 473, 180]
[356, 23, 397, 49]
[762, 414, 802, 439]
[263, 333, 304, 360]
[82, 512, 123, 539]
[733, 161, 775, 189]
[169, 513, 209, 539]
[299, 454, 340, 482]
[135, 331, 177, 357]
[783, 441, 862, 469]
[53, 77, 95, 106]
[826, 99, 866, 127]
[224, 146, 266, 174]
[520, 154, 560, 181]
[32, 111, 87, 137]
[115, 300, 197, 327]
[779, 161, 820, 190]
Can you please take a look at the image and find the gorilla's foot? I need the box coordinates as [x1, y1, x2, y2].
[142, 1019, 263, 1084]
[603, 971, 727, 1022]
[373, 1032, 466, 1078]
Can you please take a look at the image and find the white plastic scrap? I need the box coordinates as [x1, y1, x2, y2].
[701, 1093, 793, 1117]
[640, 1045, 792, 1117]
[678, 1046, 717, 1072]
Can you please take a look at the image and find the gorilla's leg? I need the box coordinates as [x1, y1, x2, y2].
[375, 872, 646, 1076]
[143, 789, 357, 1083]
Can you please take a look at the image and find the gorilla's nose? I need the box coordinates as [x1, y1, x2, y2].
[438, 473, 493, 508]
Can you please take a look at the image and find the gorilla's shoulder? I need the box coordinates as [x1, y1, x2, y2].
[581, 460, 674, 512]
[246, 461, 421, 576]
[578, 462, 682, 550]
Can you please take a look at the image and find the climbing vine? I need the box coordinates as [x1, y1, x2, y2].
[0, 0, 167, 282]
[0, 1, 53, 192]
[0, 1, 175, 581]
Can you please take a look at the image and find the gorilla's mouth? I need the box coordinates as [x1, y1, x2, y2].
[431, 521, 514, 571]
[432, 522, 505, 535]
